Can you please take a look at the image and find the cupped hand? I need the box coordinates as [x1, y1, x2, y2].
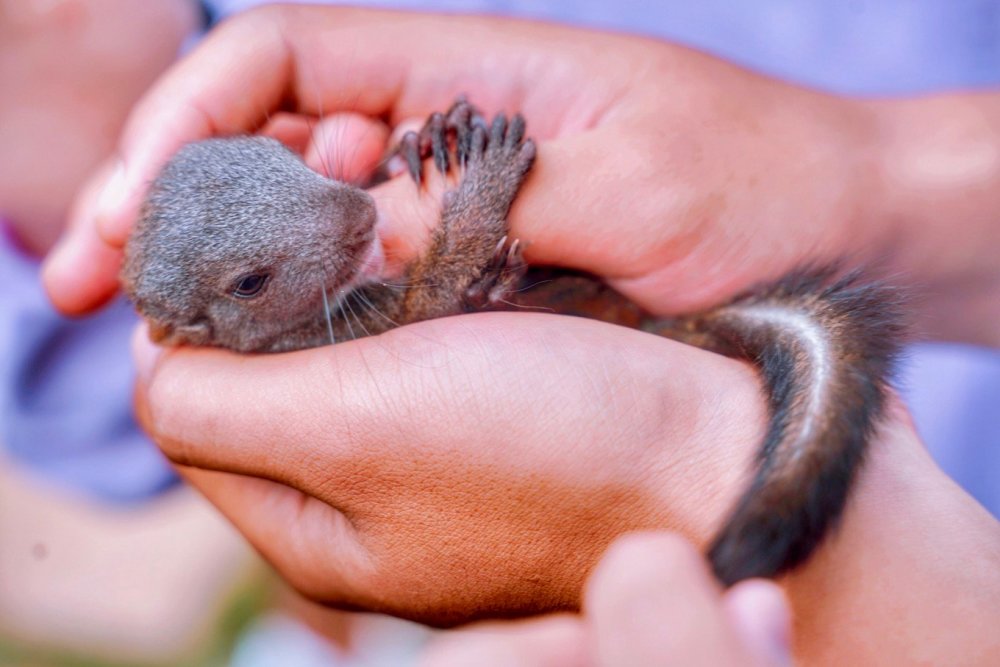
[420, 533, 792, 667]
[132, 312, 764, 626]
[132, 306, 1000, 661]
[43, 4, 884, 319]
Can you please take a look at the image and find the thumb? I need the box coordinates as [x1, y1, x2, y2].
[372, 122, 694, 305]
[369, 126, 660, 279]
[41, 160, 126, 315]
[724, 580, 794, 667]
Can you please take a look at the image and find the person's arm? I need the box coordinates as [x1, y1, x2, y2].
[42, 5, 1000, 347]
[131, 313, 1000, 665]
[863, 94, 1000, 346]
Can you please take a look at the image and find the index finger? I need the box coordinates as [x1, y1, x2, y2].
[45, 6, 642, 316]
[102, 5, 631, 247]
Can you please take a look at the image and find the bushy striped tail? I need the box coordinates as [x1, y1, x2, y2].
[649, 267, 904, 584]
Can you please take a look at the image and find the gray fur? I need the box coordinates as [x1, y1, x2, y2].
[123, 106, 535, 353]
[122, 137, 377, 352]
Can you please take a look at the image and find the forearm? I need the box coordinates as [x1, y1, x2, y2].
[864, 92, 1000, 347]
[622, 349, 1000, 664]
[783, 402, 1000, 665]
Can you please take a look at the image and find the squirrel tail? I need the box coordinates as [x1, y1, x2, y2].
[647, 267, 904, 584]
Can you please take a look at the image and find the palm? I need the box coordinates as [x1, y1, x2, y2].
[141, 312, 763, 625]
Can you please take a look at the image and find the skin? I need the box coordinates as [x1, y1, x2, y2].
[41, 8, 1000, 346]
[0, 0, 198, 255]
[419, 533, 793, 667]
[38, 5, 1000, 663]
[131, 315, 1000, 664]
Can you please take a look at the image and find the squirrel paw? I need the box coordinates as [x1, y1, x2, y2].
[464, 236, 527, 309]
[464, 112, 536, 190]
[394, 99, 535, 200]
[397, 97, 486, 188]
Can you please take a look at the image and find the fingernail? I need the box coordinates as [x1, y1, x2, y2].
[385, 154, 407, 178]
[761, 598, 793, 667]
[132, 323, 163, 384]
[96, 160, 130, 245]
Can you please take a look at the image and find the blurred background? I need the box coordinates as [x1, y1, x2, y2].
[2, 1, 997, 665]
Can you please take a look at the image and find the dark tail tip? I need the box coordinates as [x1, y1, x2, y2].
[707, 461, 857, 585]
[705, 266, 905, 585]
[709, 515, 804, 586]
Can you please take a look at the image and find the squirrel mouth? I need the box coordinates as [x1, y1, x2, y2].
[336, 236, 385, 292]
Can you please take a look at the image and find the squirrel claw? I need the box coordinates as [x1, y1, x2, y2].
[399, 131, 423, 188]
[464, 236, 527, 310]
[447, 100, 475, 169]
[394, 97, 486, 186]
[425, 112, 450, 175]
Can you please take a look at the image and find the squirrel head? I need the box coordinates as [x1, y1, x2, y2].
[122, 136, 378, 352]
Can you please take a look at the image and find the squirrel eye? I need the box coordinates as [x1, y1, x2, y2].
[232, 273, 270, 299]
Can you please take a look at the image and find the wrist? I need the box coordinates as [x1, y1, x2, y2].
[642, 344, 766, 548]
[782, 399, 1000, 664]
[864, 93, 1000, 346]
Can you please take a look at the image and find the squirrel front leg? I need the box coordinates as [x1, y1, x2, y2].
[323, 101, 534, 343]
[395, 100, 536, 323]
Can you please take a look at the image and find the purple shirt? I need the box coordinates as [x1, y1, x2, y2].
[0, 221, 176, 501]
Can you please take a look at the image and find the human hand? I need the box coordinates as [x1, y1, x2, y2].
[42, 4, 869, 309]
[420, 532, 793, 667]
[131, 312, 764, 626]
[41, 6, 1000, 344]
[132, 310, 1000, 663]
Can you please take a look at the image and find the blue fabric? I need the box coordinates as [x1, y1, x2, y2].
[493, 0, 1000, 94]
[0, 224, 178, 502]
[902, 343, 1000, 516]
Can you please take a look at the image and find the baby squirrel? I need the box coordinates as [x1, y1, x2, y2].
[122, 99, 902, 587]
